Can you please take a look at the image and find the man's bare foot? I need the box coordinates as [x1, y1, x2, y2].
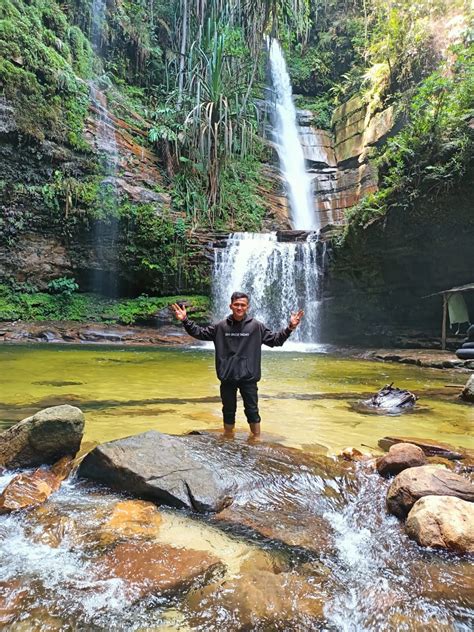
[249, 422, 261, 437]
[223, 424, 235, 438]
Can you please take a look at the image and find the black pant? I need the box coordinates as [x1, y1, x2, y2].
[220, 381, 260, 425]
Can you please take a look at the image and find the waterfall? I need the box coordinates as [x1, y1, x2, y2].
[212, 40, 325, 345]
[89, 0, 120, 295]
[213, 233, 325, 344]
[268, 39, 317, 231]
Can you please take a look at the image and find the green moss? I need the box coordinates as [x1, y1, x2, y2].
[0, 0, 94, 145]
[0, 284, 210, 324]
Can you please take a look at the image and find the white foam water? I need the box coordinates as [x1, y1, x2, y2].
[268, 38, 317, 230]
[213, 232, 325, 343]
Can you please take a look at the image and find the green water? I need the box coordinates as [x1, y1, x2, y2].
[1, 344, 472, 453]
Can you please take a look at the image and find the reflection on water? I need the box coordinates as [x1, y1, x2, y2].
[0, 344, 472, 452]
[0, 344, 473, 630]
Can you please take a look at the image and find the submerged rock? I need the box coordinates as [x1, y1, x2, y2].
[363, 383, 417, 411]
[78, 431, 235, 513]
[186, 570, 325, 630]
[0, 580, 28, 626]
[376, 443, 426, 478]
[99, 500, 163, 545]
[0, 405, 84, 468]
[405, 495, 474, 553]
[386, 465, 474, 518]
[97, 541, 221, 600]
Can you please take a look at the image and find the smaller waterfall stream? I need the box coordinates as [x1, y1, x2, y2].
[88, 0, 120, 295]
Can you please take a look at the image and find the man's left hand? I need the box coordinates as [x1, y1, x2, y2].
[289, 309, 304, 330]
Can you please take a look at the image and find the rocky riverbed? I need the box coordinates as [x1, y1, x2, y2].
[0, 405, 473, 630]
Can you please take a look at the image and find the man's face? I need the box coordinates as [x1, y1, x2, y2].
[230, 298, 249, 321]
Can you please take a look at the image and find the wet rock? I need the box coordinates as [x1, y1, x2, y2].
[27, 508, 81, 548]
[0, 580, 28, 626]
[97, 541, 221, 600]
[378, 436, 464, 460]
[0, 467, 62, 513]
[51, 455, 75, 480]
[0, 405, 84, 468]
[78, 431, 234, 513]
[100, 499, 163, 544]
[214, 506, 334, 555]
[340, 447, 370, 461]
[376, 443, 426, 477]
[363, 383, 417, 411]
[418, 559, 474, 606]
[386, 465, 474, 518]
[186, 570, 325, 630]
[406, 495, 474, 553]
[461, 374, 474, 402]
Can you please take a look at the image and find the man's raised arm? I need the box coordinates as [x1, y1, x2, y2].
[171, 303, 216, 341]
[261, 309, 304, 347]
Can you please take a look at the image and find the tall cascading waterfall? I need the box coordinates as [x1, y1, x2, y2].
[89, 0, 120, 295]
[213, 40, 325, 344]
[268, 38, 317, 231]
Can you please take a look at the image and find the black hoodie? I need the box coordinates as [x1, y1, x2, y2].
[182, 314, 293, 383]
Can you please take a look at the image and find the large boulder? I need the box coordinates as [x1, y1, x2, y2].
[0, 405, 84, 468]
[386, 465, 474, 518]
[376, 443, 426, 478]
[461, 374, 474, 402]
[405, 495, 474, 553]
[78, 431, 235, 513]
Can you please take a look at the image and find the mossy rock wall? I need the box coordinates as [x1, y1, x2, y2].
[321, 173, 474, 344]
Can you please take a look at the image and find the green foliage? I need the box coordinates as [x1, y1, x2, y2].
[344, 43, 474, 231]
[47, 277, 79, 296]
[294, 94, 334, 130]
[0, 283, 210, 324]
[0, 0, 94, 144]
[217, 157, 266, 231]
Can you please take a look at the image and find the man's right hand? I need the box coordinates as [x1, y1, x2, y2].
[171, 303, 187, 321]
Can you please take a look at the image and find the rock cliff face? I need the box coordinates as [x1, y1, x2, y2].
[320, 172, 474, 344]
[0, 91, 172, 292]
[298, 96, 396, 227]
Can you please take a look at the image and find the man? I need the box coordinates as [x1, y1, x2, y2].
[172, 292, 303, 436]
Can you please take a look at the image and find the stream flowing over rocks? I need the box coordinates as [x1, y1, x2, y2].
[1, 416, 473, 629]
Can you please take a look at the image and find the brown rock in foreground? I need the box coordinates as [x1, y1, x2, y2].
[406, 495, 474, 553]
[405, 496, 474, 553]
[186, 570, 325, 630]
[378, 436, 464, 460]
[0, 405, 84, 468]
[0, 580, 28, 626]
[376, 443, 426, 478]
[97, 542, 221, 600]
[214, 506, 334, 554]
[386, 465, 474, 518]
[0, 468, 63, 513]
